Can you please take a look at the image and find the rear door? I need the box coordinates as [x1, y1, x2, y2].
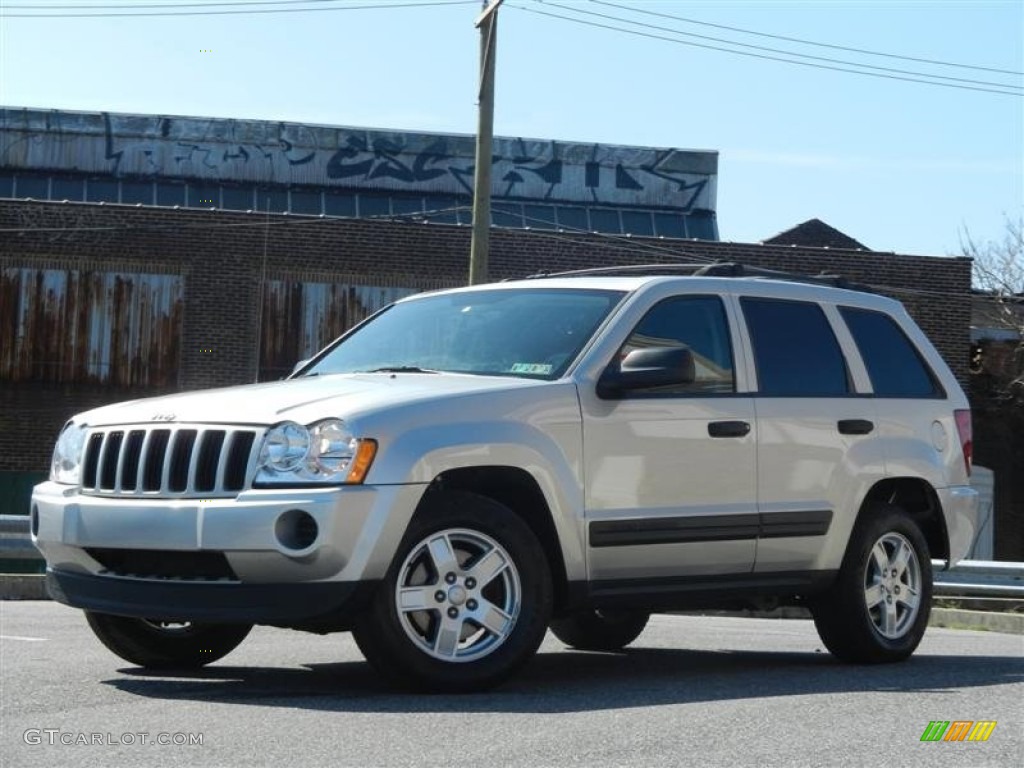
[737, 295, 884, 574]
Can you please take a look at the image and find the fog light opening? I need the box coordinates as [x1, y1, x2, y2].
[31, 505, 39, 537]
[275, 509, 319, 552]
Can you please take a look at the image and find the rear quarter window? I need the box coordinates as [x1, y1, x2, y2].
[839, 306, 942, 397]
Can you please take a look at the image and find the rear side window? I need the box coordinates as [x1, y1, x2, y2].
[839, 307, 941, 397]
[741, 298, 850, 396]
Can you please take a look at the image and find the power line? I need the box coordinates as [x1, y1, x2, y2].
[2, 0, 344, 8]
[1, 0, 475, 18]
[508, 3, 1023, 97]
[0, 204, 472, 232]
[591, 0, 1024, 77]
[534, 0, 1021, 92]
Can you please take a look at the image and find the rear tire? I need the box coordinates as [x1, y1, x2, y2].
[549, 609, 649, 651]
[85, 612, 252, 668]
[811, 505, 932, 663]
[352, 490, 552, 693]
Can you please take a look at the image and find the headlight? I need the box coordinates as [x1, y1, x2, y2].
[50, 422, 87, 485]
[255, 419, 376, 486]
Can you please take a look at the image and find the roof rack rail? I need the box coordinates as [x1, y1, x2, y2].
[693, 262, 873, 292]
[519, 261, 873, 293]
[522, 263, 712, 279]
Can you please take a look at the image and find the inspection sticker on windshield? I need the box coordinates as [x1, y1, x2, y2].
[511, 363, 553, 375]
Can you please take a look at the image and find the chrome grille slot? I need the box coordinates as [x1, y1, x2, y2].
[224, 431, 256, 492]
[120, 430, 146, 491]
[142, 429, 171, 492]
[195, 430, 226, 492]
[82, 433, 103, 488]
[99, 431, 124, 490]
[167, 430, 197, 493]
[79, 425, 261, 498]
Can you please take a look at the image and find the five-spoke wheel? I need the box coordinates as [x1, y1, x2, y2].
[395, 528, 521, 663]
[812, 505, 932, 663]
[353, 491, 552, 692]
[862, 531, 922, 640]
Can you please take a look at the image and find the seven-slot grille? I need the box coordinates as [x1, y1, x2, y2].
[80, 426, 261, 497]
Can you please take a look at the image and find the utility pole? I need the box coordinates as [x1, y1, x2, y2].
[469, 0, 503, 285]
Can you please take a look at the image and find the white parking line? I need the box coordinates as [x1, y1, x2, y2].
[0, 635, 48, 642]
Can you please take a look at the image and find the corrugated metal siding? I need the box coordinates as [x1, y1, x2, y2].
[0, 108, 718, 210]
[0, 268, 183, 387]
[258, 281, 422, 381]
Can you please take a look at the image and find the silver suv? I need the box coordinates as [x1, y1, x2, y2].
[32, 267, 979, 692]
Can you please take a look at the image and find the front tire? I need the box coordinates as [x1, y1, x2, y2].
[812, 505, 932, 663]
[550, 610, 650, 651]
[85, 612, 252, 668]
[352, 491, 553, 693]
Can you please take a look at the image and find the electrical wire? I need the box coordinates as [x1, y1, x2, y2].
[535, 0, 1021, 91]
[591, 0, 1023, 77]
[0, 0, 475, 18]
[507, 3, 1023, 97]
[2, 0, 346, 9]
[0, 203, 473, 232]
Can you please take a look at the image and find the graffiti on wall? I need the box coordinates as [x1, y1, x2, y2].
[0, 109, 716, 211]
[259, 280, 429, 381]
[0, 268, 183, 387]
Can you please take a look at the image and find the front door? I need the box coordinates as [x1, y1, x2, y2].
[580, 293, 758, 584]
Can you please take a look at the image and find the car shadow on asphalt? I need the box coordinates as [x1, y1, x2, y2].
[104, 646, 1024, 713]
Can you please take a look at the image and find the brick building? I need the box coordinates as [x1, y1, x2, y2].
[0, 108, 978, 543]
[1, 197, 972, 468]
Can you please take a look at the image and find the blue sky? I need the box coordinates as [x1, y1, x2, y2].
[1, 0, 1021, 257]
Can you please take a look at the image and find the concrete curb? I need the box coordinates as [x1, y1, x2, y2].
[0, 573, 48, 600]
[675, 606, 1024, 635]
[929, 607, 1024, 635]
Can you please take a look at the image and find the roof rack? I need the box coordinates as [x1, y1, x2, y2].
[521, 261, 874, 293]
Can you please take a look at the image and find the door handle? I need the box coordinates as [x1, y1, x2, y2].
[838, 419, 874, 435]
[708, 421, 751, 438]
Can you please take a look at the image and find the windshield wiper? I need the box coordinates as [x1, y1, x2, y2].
[360, 366, 440, 374]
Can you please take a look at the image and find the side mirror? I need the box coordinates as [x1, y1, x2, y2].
[597, 346, 695, 398]
[290, 359, 311, 377]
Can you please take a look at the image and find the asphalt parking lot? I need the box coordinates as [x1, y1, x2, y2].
[2, 602, 1021, 767]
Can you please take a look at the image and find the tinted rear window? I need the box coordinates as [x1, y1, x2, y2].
[742, 298, 850, 396]
[840, 307, 940, 397]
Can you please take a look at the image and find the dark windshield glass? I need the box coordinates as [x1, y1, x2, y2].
[306, 288, 625, 380]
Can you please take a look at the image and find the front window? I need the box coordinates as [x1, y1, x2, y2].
[304, 288, 625, 381]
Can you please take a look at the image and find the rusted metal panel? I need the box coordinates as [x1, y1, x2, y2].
[0, 107, 717, 211]
[0, 268, 183, 387]
[258, 280, 421, 381]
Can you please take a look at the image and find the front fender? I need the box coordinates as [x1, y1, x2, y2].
[374, 421, 586, 582]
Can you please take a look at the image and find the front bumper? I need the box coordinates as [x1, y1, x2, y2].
[31, 480, 426, 622]
[46, 569, 378, 624]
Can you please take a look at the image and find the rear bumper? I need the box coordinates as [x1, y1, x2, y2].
[938, 484, 980, 566]
[47, 568, 378, 625]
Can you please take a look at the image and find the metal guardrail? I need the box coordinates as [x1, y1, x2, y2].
[933, 559, 1024, 598]
[1, 514, 39, 560]
[1, 514, 1023, 598]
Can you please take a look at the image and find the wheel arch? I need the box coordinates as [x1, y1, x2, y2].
[857, 477, 949, 562]
[419, 466, 577, 614]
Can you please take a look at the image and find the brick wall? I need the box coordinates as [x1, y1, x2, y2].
[1, 199, 973, 472]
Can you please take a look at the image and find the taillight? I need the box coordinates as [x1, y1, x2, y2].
[954, 409, 973, 477]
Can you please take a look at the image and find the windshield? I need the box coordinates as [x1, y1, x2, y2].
[305, 287, 626, 380]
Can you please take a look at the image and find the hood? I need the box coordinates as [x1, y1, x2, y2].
[75, 373, 544, 428]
